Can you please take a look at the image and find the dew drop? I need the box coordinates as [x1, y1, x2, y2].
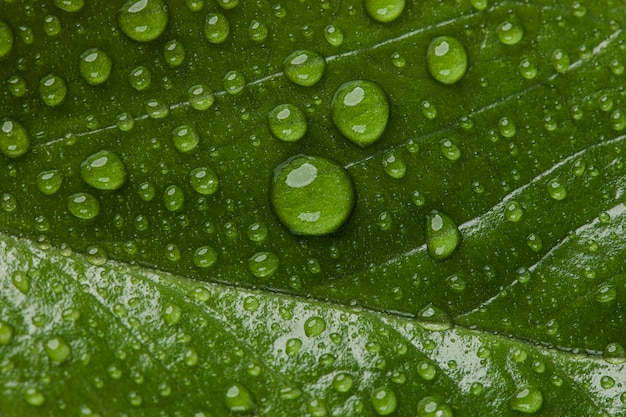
[247, 222, 268, 242]
[54, 0, 84, 11]
[248, 20, 268, 42]
[188, 84, 214, 110]
[547, 179, 567, 200]
[44, 337, 71, 363]
[162, 304, 181, 325]
[0, 119, 30, 158]
[446, 273, 466, 292]
[425, 210, 461, 260]
[420, 100, 437, 119]
[416, 304, 453, 331]
[268, 104, 308, 142]
[552, 49, 570, 73]
[382, 150, 406, 179]
[370, 387, 397, 416]
[225, 383, 256, 413]
[183, 347, 198, 366]
[118, 0, 169, 42]
[24, 388, 45, 406]
[116, 113, 135, 131]
[439, 138, 461, 161]
[86, 245, 108, 266]
[510, 386, 543, 413]
[0, 21, 14, 58]
[163, 39, 185, 67]
[39, 74, 67, 107]
[171, 125, 200, 153]
[222, 70, 246, 95]
[80, 150, 127, 190]
[79, 48, 112, 85]
[129, 65, 152, 90]
[145, 98, 169, 118]
[285, 338, 302, 356]
[304, 316, 326, 337]
[470, 0, 487, 10]
[270, 155, 355, 235]
[164, 243, 180, 261]
[518, 58, 537, 79]
[498, 117, 516, 138]
[603, 342, 626, 364]
[600, 375, 615, 389]
[364, 0, 406, 23]
[11, 271, 30, 294]
[163, 185, 184, 211]
[427, 36, 468, 85]
[417, 396, 453, 417]
[204, 13, 229, 44]
[595, 284, 617, 304]
[417, 361, 437, 380]
[43, 15, 62, 36]
[283, 50, 326, 87]
[217, 0, 238, 9]
[610, 109, 626, 131]
[67, 193, 100, 219]
[7, 75, 27, 97]
[504, 201, 523, 222]
[0, 320, 14, 345]
[307, 399, 327, 417]
[331, 80, 389, 146]
[526, 233, 542, 252]
[497, 20, 523, 45]
[610, 59, 624, 75]
[323, 25, 344, 47]
[193, 246, 217, 268]
[333, 372, 353, 392]
[189, 167, 219, 195]
[248, 251, 279, 277]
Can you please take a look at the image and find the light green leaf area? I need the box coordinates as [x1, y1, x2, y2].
[1, 0, 626, 415]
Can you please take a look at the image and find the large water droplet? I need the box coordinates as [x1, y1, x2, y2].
[364, 0, 406, 23]
[248, 20, 268, 42]
[129, 65, 152, 90]
[268, 104, 307, 142]
[189, 167, 219, 195]
[163, 185, 185, 211]
[417, 396, 454, 417]
[0, 21, 14, 58]
[204, 13, 229, 43]
[39, 74, 67, 107]
[171, 125, 200, 153]
[427, 36, 468, 85]
[118, 0, 169, 42]
[163, 39, 185, 67]
[497, 19, 524, 45]
[603, 342, 626, 364]
[333, 372, 353, 392]
[248, 251, 279, 277]
[425, 210, 461, 260]
[283, 50, 326, 87]
[225, 383, 256, 413]
[67, 193, 100, 219]
[80, 150, 127, 190]
[416, 304, 453, 331]
[304, 316, 326, 337]
[331, 80, 389, 146]
[270, 155, 355, 235]
[79, 48, 112, 85]
[510, 386, 543, 413]
[44, 337, 71, 363]
[24, 388, 45, 406]
[188, 84, 214, 110]
[0, 119, 30, 158]
[371, 387, 398, 416]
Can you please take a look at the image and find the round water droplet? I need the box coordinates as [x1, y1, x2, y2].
[163, 39, 185, 67]
[116, 113, 135, 131]
[145, 98, 170, 118]
[505, 201, 523, 222]
[79, 48, 112, 85]
[67, 193, 100, 219]
[333, 373, 353, 392]
[243, 295, 259, 312]
[446, 273, 466, 292]
[498, 117, 516, 137]
[439, 138, 461, 161]
[0, 320, 14, 345]
[54, 0, 84, 11]
[137, 181, 156, 201]
[163, 185, 184, 211]
[526, 233, 542, 252]
[247, 222, 268, 242]
[497, 20, 523, 45]
[7, 75, 27, 98]
[268, 104, 308, 142]
[510, 386, 543, 413]
[189, 166, 219, 195]
[248, 20, 268, 42]
[552, 49, 570, 73]
[171, 125, 200, 153]
[417, 396, 453, 417]
[382, 150, 406, 178]
[324, 25, 344, 47]
[44, 337, 71, 363]
[0, 21, 14, 58]
[222, 70, 246, 95]
[188, 84, 214, 110]
[427, 36, 468, 85]
[164, 243, 180, 261]
[80, 150, 127, 190]
[270, 155, 355, 235]
[285, 338, 302, 356]
[204, 13, 229, 44]
[118, 0, 169, 42]
[193, 245, 217, 268]
[129, 65, 152, 90]
[518, 58, 537, 79]
[24, 387, 45, 406]
[39, 74, 67, 107]
[416, 304, 453, 331]
[610, 109, 626, 131]
[547, 179, 567, 200]
[600, 375, 615, 389]
[304, 316, 326, 337]
[43, 15, 62, 36]
[307, 399, 327, 417]
[331, 79, 389, 146]
[417, 360, 437, 380]
[595, 284, 617, 304]
[0, 119, 30, 158]
[225, 383, 256, 413]
[421, 100, 437, 119]
[603, 342, 626, 364]
[11, 271, 30, 294]
[470, 0, 487, 10]
[283, 50, 326, 87]
[217, 0, 238, 9]
[162, 304, 181, 325]
[425, 210, 461, 260]
[248, 251, 279, 277]
[364, 0, 406, 23]
[371, 387, 397, 416]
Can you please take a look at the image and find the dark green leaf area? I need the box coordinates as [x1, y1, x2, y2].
[1, 1, 626, 354]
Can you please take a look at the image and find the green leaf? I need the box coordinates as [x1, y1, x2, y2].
[1, 0, 626, 415]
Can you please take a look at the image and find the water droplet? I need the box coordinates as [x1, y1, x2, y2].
[188, 84, 214, 110]
[364, 0, 405, 23]
[382, 150, 407, 179]
[504, 201, 523, 222]
[552, 49, 570, 73]
[193, 246, 217, 268]
[44, 337, 71, 363]
[118, 0, 169, 42]
[217, 0, 238, 9]
[425, 210, 461, 260]
[189, 167, 219, 195]
[86, 245, 107, 265]
[0, 119, 30, 158]
[370, 387, 397, 416]
[270, 155, 355, 235]
[43, 15, 62, 36]
[510, 386, 543, 413]
[427, 36, 468, 85]
[164, 39, 185, 67]
[248, 251, 279, 277]
[498, 117, 516, 138]
[247, 222, 268, 242]
[610, 59, 624, 75]
[225, 383, 256, 413]
[547, 179, 567, 200]
[283, 50, 326, 87]
[417, 360, 437, 380]
[446, 273, 466, 292]
[518, 58, 537, 79]
[54, 0, 84, 12]
[268, 104, 307, 142]
[24, 387, 45, 406]
[116, 113, 135, 131]
[497, 20, 523, 45]
[183, 347, 198, 366]
[145, 98, 170, 118]
[222, 70, 246, 95]
[610, 109, 626, 131]
[307, 399, 327, 417]
[324, 25, 344, 47]
[595, 284, 617, 304]
[163, 184, 184, 211]
[171, 125, 200, 153]
[571, 1, 587, 16]
[603, 342, 626, 364]
[377, 211, 392, 230]
[248, 20, 268, 42]
[439, 138, 461, 161]
[333, 372, 353, 392]
[67, 193, 100, 219]
[470, 0, 487, 10]
[39, 74, 67, 106]
[417, 396, 453, 417]
[0, 21, 14, 58]
[11, 271, 30, 294]
[0, 320, 14, 347]
[600, 375, 615, 389]
[243, 295, 259, 312]
[304, 316, 326, 337]
[80, 150, 127, 190]
[129, 65, 152, 90]
[204, 13, 229, 44]
[416, 304, 453, 331]
[79, 48, 112, 85]
[7, 75, 27, 97]
[164, 243, 180, 261]
[420, 100, 437, 119]
[526, 233, 542, 252]
[331, 79, 389, 146]
[285, 338, 302, 356]
[162, 304, 181, 325]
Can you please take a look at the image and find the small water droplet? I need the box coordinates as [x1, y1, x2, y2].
[43, 14, 62, 36]
[39, 74, 67, 106]
[603, 342, 626, 364]
[11, 271, 30, 294]
[118, 0, 169, 42]
[145, 98, 169, 118]
[116, 113, 135, 131]
[248, 251, 279, 277]
[6, 75, 27, 97]
[129, 66, 152, 90]
[0, 119, 30, 158]
[382, 150, 407, 179]
[193, 246, 218, 268]
[323, 25, 344, 47]
[163, 185, 185, 211]
[171, 125, 200, 153]
[189, 166, 219, 195]
[225, 383, 256, 413]
[307, 398, 327, 417]
[510, 386, 543, 413]
[163, 39, 185, 67]
[248, 20, 268, 42]
[79, 48, 112, 85]
[595, 284, 617, 304]
[526, 233, 542, 252]
[425, 210, 461, 260]
[44, 337, 71, 363]
[162, 304, 182, 325]
[283, 50, 326, 87]
[333, 372, 353, 392]
[304, 316, 326, 337]
[364, 0, 406, 23]
[518, 58, 537, 79]
[204, 13, 229, 44]
[187, 84, 214, 110]
[417, 360, 437, 380]
[547, 179, 567, 200]
[416, 304, 453, 331]
[268, 104, 308, 142]
[552, 49, 570, 73]
[54, 0, 84, 12]
[222, 70, 246, 95]
[24, 387, 45, 406]
[80, 150, 127, 190]
[417, 396, 453, 417]
[0, 320, 14, 345]
[427, 36, 468, 85]
[439, 138, 461, 161]
[497, 19, 523, 45]
[67, 193, 100, 219]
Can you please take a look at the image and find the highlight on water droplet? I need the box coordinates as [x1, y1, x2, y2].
[0, 119, 30, 158]
[370, 387, 398, 415]
[283, 50, 326, 87]
[268, 104, 308, 142]
[364, 0, 406, 23]
[225, 383, 256, 413]
[270, 154, 355, 235]
[331, 79, 389, 146]
[248, 251, 279, 277]
[509, 386, 543, 413]
[118, 0, 169, 42]
[427, 36, 468, 85]
[425, 210, 462, 260]
[39, 74, 67, 107]
[79, 48, 112, 85]
[80, 150, 127, 190]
